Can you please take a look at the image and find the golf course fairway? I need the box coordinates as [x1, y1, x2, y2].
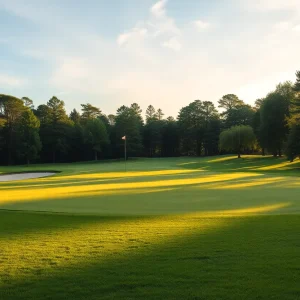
[1, 155, 300, 299]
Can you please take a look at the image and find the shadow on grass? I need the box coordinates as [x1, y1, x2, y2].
[1, 213, 300, 300]
[180, 156, 300, 176]
[1, 171, 299, 215]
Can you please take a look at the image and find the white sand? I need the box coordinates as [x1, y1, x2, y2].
[0, 172, 56, 182]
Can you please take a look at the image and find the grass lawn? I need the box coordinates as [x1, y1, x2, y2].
[1, 155, 300, 299]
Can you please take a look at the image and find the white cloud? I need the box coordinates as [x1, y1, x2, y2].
[3, 0, 300, 117]
[162, 37, 182, 51]
[193, 20, 210, 31]
[151, 0, 167, 18]
[150, 0, 180, 36]
[0, 74, 26, 88]
[244, 0, 300, 12]
[117, 0, 180, 51]
[117, 27, 148, 46]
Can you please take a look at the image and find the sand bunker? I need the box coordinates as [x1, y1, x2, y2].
[0, 172, 56, 182]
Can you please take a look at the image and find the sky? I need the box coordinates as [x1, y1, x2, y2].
[0, 0, 300, 117]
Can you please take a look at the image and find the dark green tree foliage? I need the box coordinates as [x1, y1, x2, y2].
[84, 118, 109, 160]
[178, 100, 205, 156]
[286, 125, 300, 161]
[161, 118, 180, 157]
[252, 109, 264, 155]
[260, 92, 289, 156]
[35, 105, 52, 124]
[255, 98, 264, 109]
[16, 109, 42, 164]
[225, 104, 255, 128]
[285, 72, 300, 161]
[218, 94, 244, 117]
[219, 125, 256, 158]
[69, 123, 85, 162]
[114, 105, 143, 157]
[203, 118, 221, 156]
[145, 105, 157, 122]
[275, 81, 295, 108]
[70, 109, 81, 123]
[107, 114, 116, 126]
[130, 103, 144, 126]
[202, 101, 221, 156]
[143, 120, 164, 157]
[22, 97, 34, 109]
[0, 94, 26, 164]
[178, 100, 220, 156]
[81, 103, 101, 121]
[291, 72, 300, 121]
[157, 109, 164, 120]
[3, 71, 300, 166]
[39, 97, 73, 163]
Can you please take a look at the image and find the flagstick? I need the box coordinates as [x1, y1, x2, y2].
[124, 137, 127, 173]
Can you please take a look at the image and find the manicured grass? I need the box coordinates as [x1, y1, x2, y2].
[1, 156, 300, 299]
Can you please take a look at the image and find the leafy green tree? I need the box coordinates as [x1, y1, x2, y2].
[252, 109, 264, 155]
[84, 118, 109, 161]
[285, 73, 300, 161]
[38, 97, 73, 163]
[225, 104, 255, 128]
[260, 92, 289, 156]
[69, 123, 85, 162]
[0, 94, 26, 164]
[114, 105, 143, 157]
[286, 124, 300, 162]
[291, 71, 300, 123]
[70, 109, 81, 123]
[157, 108, 164, 120]
[255, 98, 264, 109]
[81, 103, 101, 121]
[203, 117, 221, 156]
[130, 103, 144, 126]
[178, 100, 205, 155]
[16, 109, 42, 165]
[131, 103, 142, 116]
[35, 104, 52, 124]
[48, 97, 69, 123]
[218, 94, 244, 117]
[143, 120, 164, 157]
[275, 81, 295, 107]
[146, 105, 157, 122]
[161, 118, 180, 157]
[202, 101, 220, 155]
[167, 116, 175, 122]
[178, 100, 220, 156]
[219, 125, 256, 158]
[22, 97, 34, 109]
[107, 114, 116, 126]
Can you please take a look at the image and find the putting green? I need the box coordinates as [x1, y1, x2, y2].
[1, 156, 300, 215]
[0, 156, 300, 300]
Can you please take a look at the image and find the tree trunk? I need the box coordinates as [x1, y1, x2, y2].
[27, 157, 30, 166]
[238, 146, 241, 158]
[8, 126, 13, 165]
[53, 151, 56, 163]
[94, 150, 98, 161]
[262, 148, 265, 156]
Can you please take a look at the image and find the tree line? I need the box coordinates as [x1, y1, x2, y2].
[1, 71, 300, 165]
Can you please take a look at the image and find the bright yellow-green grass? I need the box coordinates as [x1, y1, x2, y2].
[0, 156, 300, 299]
